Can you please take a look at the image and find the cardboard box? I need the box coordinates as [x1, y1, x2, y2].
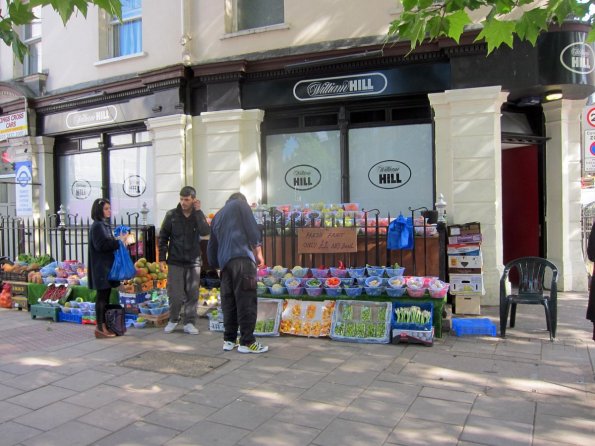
[449, 273, 484, 295]
[8, 281, 28, 297]
[448, 254, 483, 274]
[448, 234, 482, 245]
[453, 295, 481, 315]
[448, 222, 481, 237]
[447, 244, 481, 256]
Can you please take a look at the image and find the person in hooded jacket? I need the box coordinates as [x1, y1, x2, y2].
[159, 186, 210, 334]
[88, 198, 128, 339]
[586, 219, 595, 341]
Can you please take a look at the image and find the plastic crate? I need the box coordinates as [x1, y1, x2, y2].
[392, 327, 434, 346]
[392, 301, 433, 331]
[255, 298, 283, 336]
[452, 318, 497, 337]
[119, 292, 149, 306]
[58, 311, 82, 324]
[330, 300, 391, 344]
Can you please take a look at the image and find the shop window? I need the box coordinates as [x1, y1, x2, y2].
[59, 152, 102, 220]
[226, 0, 284, 33]
[81, 137, 102, 151]
[304, 114, 338, 128]
[102, 0, 142, 59]
[350, 109, 387, 124]
[266, 131, 341, 205]
[391, 106, 431, 122]
[266, 116, 300, 131]
[348, 125, 434, 215]
[110, 133, 134, 146]
[22, 5, 42, 75]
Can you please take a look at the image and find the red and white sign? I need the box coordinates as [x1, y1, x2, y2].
[587, 107, 595, 127]
[0, 111, 28, 141]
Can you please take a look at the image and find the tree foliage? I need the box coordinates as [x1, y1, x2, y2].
[389, 0, 594, 54]
[0, 0, 121, 62]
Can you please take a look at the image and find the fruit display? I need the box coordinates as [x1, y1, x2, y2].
[279, 299, 335, 337]
[0, 283, 12, 308]
[120, 257, 167, 293]
[39, 284, 72, 305]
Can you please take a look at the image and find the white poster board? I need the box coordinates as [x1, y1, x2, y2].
[15, 160, 33, 216]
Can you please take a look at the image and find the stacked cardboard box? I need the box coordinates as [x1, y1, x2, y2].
[447, 222, 483, 315]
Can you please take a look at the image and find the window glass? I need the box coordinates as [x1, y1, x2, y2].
[110, 0, 142, 57]
[109, 146, 154, 224]
[237, 0, 283, 31]
[81, 137, 101, 151]
[59, 152, 102, 221]
[136, 131, 150, 143]
[349, 125, 434, 215]
[23, 5, 42, 75]
[266, 131, 341, 206]
[110, 133, 133, 146]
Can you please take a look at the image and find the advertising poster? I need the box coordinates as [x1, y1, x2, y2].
[15, 160, 33, 216]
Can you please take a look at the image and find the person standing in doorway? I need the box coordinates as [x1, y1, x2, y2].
[586, 220, 595, 341]
[159, 186, 210, 334]
[207, 192, 268, 353]
[88, 198, 128, 339]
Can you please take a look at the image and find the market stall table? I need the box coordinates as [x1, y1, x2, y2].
[262, 293, 446, 337]
[26, 283, 120, 307]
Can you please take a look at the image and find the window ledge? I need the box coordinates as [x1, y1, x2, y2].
[94, 51, 147, 66]
[222, 23, 289, 39]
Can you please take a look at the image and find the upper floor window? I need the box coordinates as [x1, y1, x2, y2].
[226, 0, 284, 33]
[22, 5, 42, 75]
[108, 0, 142, 58]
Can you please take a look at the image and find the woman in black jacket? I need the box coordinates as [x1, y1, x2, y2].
[88, 198, 126, 338]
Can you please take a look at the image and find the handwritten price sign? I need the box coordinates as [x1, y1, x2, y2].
[297, 228, 358, 254]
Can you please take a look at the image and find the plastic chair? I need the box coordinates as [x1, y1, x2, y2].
[499, 257, 558, 341]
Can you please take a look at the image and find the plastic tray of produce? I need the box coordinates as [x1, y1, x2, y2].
[392, 301, 433, 331]
[330, 300, 391, 344]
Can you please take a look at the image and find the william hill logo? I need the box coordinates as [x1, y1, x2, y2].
[560, 42, 595, 75]
[294, 73, 387, 101]
[285, 165, 321, 191]
[368, 160, 411, 190]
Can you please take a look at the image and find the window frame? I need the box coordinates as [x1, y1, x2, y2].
[225, 0, 285, 34]
[101, 0, 143, 60]
[22, 5, 42, 75]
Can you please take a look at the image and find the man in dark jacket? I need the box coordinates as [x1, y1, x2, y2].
[159, 186, 210, 334]
[207, 192, 267, 353]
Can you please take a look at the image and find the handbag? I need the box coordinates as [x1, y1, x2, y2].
[108, 240, 136, 281]
[105, 304, 126, 336]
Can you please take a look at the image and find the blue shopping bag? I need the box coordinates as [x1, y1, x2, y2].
[108, 225, 136, 281]
[387, 214, 413, 250]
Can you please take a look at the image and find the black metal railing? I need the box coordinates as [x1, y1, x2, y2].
[0, 207, 156, 265]
[254, 207, 447, 280]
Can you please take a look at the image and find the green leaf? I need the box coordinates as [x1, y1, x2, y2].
[7, 1, 36, 26]
[587, 27, 595, 43]
[476, 19, 516, 54]
[516, 8, 548, 45]
[445, 10, 471, 43]
[402, 0, 418, 11]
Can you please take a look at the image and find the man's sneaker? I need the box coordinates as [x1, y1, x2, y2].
[222, 340, 237, 351]
[164, 322, 177, 334]
[183, 323, 199, 335]
[238, 342, 268, 354]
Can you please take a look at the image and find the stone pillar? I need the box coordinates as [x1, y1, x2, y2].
[194, 109, 265, 214]
[145, 114, 191, 227]
[543, 99, 586, 291]
[10, 135, 55, 220]
[429, 86, 508, 304]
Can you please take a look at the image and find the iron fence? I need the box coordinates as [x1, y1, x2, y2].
[255, 207, 447, 279]
[0, 206, 156, 265]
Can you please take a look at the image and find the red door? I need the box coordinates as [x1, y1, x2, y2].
[502, 145, 541, 269]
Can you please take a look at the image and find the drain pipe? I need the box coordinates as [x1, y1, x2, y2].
[180, 0, 193, 185]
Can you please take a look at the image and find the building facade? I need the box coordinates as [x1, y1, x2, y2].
[0, 0, 593, 302]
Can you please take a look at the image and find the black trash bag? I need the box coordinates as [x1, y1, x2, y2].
[105, 304, 127, 336]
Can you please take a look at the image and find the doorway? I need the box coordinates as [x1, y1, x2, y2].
[502, 144, 543, 268]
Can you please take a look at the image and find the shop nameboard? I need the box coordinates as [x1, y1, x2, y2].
[297, 227, 357, 254]
[0, 111, 28, 141]
[293, 73, 387, 101]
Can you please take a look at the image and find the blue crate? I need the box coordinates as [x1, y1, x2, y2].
[119, 292, 149, 306]
[58, 311, 82, 324]
[392, 301, 433, 331]
[452, 318, 497, 337]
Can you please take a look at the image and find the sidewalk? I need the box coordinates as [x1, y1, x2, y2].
[0, 293, 593, 446]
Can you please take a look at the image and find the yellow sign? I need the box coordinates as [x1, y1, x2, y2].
[297, 227, 358, 254]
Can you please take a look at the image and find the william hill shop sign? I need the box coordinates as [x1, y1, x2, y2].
[293, 73, 387, 101]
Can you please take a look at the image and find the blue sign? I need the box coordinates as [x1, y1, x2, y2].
[14, 160, 33, 216]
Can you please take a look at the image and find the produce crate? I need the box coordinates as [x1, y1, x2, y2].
[392, 327, 434, 346]
[30, 304, 60, 321]
[11, 295, 28, 311]
[143, 311, 170, 327]
[0, 272, 28, 282]
[58, 311, 82, 324]
[330, 300, 391, 344]
[392, 302, 434, 332]
[119, 292, 149, 306]
[7, 281, 28, 298]
[255, 298, 283, 336]
[451, 318, 497, 337]
[280, 299, 336, 337]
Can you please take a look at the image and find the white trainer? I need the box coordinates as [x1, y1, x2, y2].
[237, 342, 269, 354]
[183, 323, 199, 335]
[223, 340, 237, 351]
[164, 322, 177, 333]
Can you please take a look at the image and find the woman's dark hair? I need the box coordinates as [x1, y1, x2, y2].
[227, 192, 247, 203]
[91, 198, 110, 221]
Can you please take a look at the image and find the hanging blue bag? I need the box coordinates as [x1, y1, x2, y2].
[387, 214, 414, 250]
[108, 226, 136, 281]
